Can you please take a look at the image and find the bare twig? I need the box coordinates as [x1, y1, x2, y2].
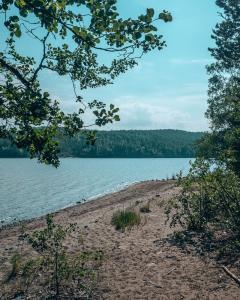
[222, 266, 240, 286]
[164, 267, 176, 276]
[143, 279, 162, 288]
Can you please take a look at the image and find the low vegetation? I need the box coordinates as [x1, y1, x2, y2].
[166, 159, 240, 231]
[111, 209, 141, 232]
[3, 215, 103, 299]
[166, 159, 240, 259]
[166, 0, 240, 261]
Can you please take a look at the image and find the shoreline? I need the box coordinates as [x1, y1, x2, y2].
[0, 179, 174, 234]
[0, 179, 140, 231]
[0, 180, 174, 232]
[1, 179, 239, 299]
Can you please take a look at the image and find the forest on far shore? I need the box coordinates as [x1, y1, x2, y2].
[0, 129, 203, 159]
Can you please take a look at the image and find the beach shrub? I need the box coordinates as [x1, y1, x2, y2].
[3, 215, 103, 299]
[111, 209, 141, 232]
[23, 215, 77, 298]
[166, 159, 240, 234]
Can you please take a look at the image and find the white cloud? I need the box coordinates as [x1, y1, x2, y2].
[104, 95, 209, 132]
[170, 58, 212, 65]
[39, 67, 209, 132]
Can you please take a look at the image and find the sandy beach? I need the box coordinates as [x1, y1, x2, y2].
[1, 180, 240, 299]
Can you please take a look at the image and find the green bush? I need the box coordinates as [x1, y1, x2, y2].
[3, 215, 103, 299]
[111, 209, 141, 232]
[166, 158, 240, 233]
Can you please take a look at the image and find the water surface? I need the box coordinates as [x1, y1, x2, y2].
[0, 158, 192, 224]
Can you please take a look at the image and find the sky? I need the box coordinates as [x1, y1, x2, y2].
[2, 0, 221, 132]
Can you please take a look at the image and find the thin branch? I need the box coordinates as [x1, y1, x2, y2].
[222, 266, 240, 286]
[20, 17, 40, 25]
[143, 279, 162, 288]
[22, 23, 42, 41]
[31, 32, 50, 82]
[82, 123, 95, 128]
[70, 77, 87, 111]
[26, 2, 137, 54]
[56, 16, 134, 53]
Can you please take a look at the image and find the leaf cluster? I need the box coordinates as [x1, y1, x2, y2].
[0, 1, 172, 166]
[203, 0, 240, 174]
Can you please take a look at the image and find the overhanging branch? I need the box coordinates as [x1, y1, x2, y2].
[0, 57, 31, 88]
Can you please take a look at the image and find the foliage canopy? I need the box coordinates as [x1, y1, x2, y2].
[0, 0, 172, 166]
[167, 1, 240, 244]
[203, 0, 240, 174]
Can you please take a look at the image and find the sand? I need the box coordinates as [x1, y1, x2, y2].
[0, 180, 240, 299]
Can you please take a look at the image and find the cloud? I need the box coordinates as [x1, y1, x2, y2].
[39, 63, 209, 132]
[103, 95, 209, 132]
[169, 58, 212, 65]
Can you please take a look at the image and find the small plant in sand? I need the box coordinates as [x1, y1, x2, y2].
[5, 252, 22, 282]
[24, 214, 78, 299]
[4, 215, 103, 299]
[140, 202, 151, 213]
[111, 209, 141, 232]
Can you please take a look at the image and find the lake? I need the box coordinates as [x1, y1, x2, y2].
[0, 158, 193, 224]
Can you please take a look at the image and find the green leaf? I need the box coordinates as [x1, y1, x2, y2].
[10, 16, 19, 22]
[16, 0, 26, 8]
[147, 8, 154, 18]
[134, 32, 142, 39]
[112, 108, 119, 113]
[159, 12, 173, 23]
[15, 28, 22, 37]
[0, 0, 170, 167]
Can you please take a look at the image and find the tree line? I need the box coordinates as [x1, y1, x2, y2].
[0, 129, 203, 159]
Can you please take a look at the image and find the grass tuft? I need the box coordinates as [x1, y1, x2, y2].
[5, 253, 21, 282]
[111, 209, 141, 232]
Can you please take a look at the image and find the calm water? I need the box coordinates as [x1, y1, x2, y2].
[0, 158, 193, 224]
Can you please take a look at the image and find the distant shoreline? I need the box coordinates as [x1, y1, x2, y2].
[0, 129, 203, 159]
[0, 179, 173, 232]
[0, 156, 195, 159]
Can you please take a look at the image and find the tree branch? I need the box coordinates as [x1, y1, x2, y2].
[26, 2, 137, 54]
[0, 57, 31, 88]
[31, 32, 50, 82]
[56, 16, 134, 53]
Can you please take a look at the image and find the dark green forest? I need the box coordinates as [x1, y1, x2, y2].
[0, 130, 203, 159]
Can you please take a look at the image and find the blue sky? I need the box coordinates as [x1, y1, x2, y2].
[106, 0, 219, 131]
[3, 0, 220, 132]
